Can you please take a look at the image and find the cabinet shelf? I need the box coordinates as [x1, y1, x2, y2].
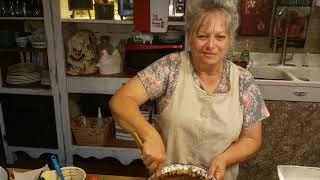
[71, 145, 141, 165]
[67, 73, 132, 94]
[106, 137, 138, 148]
[168, 21, 185, 26]
[61, 18, 185, 26]
[0, 47, 47, 52]
[0, 86, 51, 96]
[0, 17, 44, 20]
[74, 138, 138, 149]
[62, 18, 134, 24]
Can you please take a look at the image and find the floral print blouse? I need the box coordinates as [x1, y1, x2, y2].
[137, 51, 270, 128]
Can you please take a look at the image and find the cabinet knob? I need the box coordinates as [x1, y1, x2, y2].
[293, 91, 307, 97]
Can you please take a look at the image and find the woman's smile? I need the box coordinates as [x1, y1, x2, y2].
[202, 52, 218, 60]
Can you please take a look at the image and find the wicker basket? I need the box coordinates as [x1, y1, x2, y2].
[71, 116, 114, 146]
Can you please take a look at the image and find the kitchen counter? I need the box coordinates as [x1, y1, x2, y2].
[238, 101, 320, 180]
[7, 168, 147, 180]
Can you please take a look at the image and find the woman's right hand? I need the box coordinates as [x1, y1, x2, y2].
[141, 131, 166, 177]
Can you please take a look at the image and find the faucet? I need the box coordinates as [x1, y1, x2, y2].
[270, 7, 295, 66]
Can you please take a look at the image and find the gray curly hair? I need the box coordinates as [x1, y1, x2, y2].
[185, 0, 239, 45]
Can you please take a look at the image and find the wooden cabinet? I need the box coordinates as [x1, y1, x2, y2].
[0, 0, 65, 164]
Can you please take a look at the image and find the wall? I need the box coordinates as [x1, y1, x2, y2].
[235, 0, 320, 54]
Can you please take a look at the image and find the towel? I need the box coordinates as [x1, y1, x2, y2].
[13, 164, 50, 180]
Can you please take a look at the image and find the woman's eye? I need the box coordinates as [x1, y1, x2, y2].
[197, 35, 207, 39]
[216, 35, 226, 41]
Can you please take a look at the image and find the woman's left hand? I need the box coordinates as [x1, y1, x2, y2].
[207, 155, 227, 180]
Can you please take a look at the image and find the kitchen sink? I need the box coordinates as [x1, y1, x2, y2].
[286, 68, 320, 82]
[249, 67, 294, 81]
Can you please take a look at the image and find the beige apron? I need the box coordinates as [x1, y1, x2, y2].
[157, 51, 243, 180]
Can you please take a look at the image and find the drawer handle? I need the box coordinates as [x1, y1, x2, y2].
[293, 91, 307, 97]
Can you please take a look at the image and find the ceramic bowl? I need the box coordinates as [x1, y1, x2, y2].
[148, 164, 216, 180]
[0, 166, 9, 180]
[16, 36, 29, 48]
[40, 166, 86, 180]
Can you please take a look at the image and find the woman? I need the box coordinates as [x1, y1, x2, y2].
[109, 0, 270, 179]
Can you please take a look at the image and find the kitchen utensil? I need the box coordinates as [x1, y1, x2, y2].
[51, 154, 65, 180]
[132, 132, 143, 149]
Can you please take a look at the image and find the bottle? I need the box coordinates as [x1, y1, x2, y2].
[240, 40, 250, 63]
[96, 107, 104, 128]
[302, 52, 310, 67]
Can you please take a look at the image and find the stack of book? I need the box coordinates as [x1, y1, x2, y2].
[115, 101, 155, 141]
[115, 111, 152, 141]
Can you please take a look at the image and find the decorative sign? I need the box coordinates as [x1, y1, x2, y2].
[150, 0, 169, 33]
[271, 0, 313, 48]
[239, 0, 273, 36]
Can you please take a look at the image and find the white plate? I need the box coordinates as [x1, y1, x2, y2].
[278, 165, 320, 180]
[8, 63, 40, 70]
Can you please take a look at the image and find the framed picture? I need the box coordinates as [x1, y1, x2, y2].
[271, 0, 313, 48]
[239, 0, 273, 36]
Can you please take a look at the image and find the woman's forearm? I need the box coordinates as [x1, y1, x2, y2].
[218, 122, 262, 167]
[109, 94, 156, 139]
[109, 77, 167, 173]
[109, 76, 158, 141]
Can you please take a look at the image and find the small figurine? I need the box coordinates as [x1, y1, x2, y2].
[96, 49, 122, 75]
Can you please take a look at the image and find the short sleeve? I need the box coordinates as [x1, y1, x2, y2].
[137, 53, 176, 100]
[239, 68, 270, 128]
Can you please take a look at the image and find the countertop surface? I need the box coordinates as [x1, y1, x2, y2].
[7, 168, 147, 180]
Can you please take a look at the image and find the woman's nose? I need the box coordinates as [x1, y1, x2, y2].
[205, 38, 216, 49]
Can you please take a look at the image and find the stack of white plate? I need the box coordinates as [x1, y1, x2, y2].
[40, 69, 50, 85]
[6, 63, 41, 85]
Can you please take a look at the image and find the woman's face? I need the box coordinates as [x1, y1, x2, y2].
[190, 10, 231, 67]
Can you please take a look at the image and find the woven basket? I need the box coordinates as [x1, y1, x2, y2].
[71, 116, 114, 146]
